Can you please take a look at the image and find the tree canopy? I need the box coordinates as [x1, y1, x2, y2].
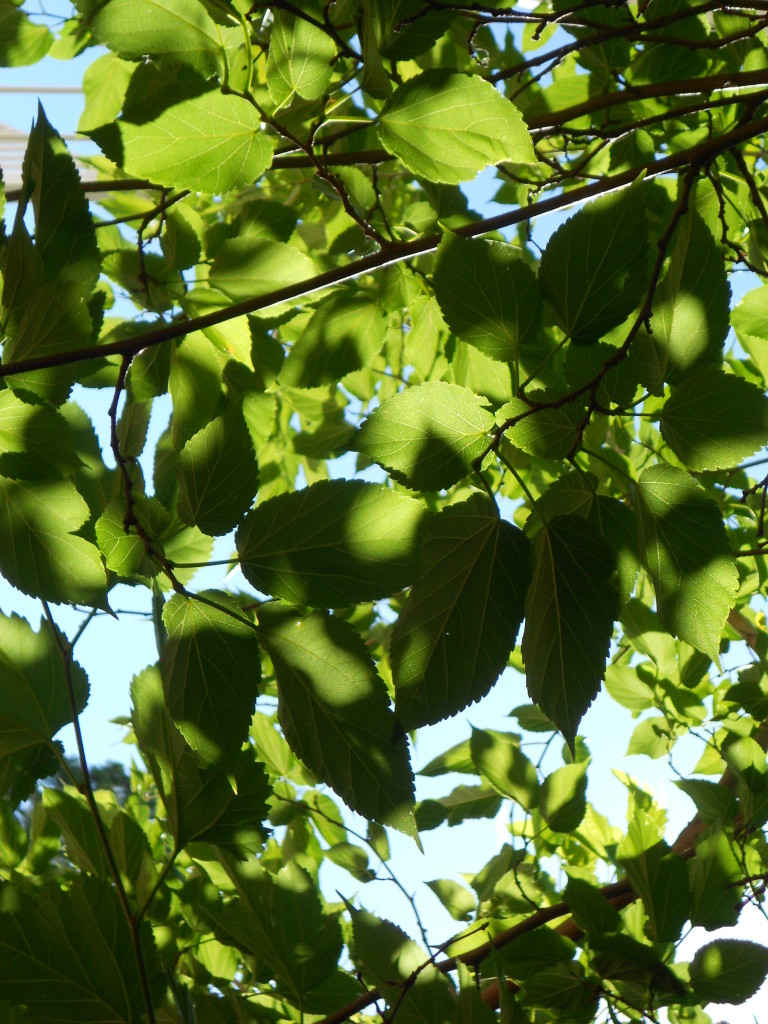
[2, 0, 768, 1021]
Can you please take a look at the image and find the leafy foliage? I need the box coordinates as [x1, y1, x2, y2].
[1, 2, 768, 1023]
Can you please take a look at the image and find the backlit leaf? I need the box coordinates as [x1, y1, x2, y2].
[522, 516, 619, 747]
[267, 9, 336, 104]
[177, 410, 258, 536]
[92, 91, 274, 192]
[378, 70, 535, 184]
[258, 604, 416, 835]
[433, 234, 541, 363]
[161, 591, 261, 769]
[635, 464, 738, 660]
[660, 368, 768, 471]
[357, 381, 495, 490]
[539, 184, 649, 345]
[689, 939, 768, 1005]
[392, 494, 529, 730]
[236, 480, 427, 607]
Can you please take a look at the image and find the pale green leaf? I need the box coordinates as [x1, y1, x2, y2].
[689, 939, 768, 1005]
[425, 878, 476, 921]
[522, 516, 619, 747]
[731, 283, 768, 384]
[660, 368, 768, 471]
[161, 591, 261, 769]
[392, 493, 529, 730]
[177, 410, 258, 535]
[267, 9, 337, 104]
[82, 0, 227, 74]
[618, 811, 690, 942]
[378, 70, 535, 184]
[92, 91, 274, 192]
[357, 381, 495, 490]
[0, 478, 107, 607]
[635, 464, 738, 660]
[258, 605, 416, 835]
[539, 183, 649, 345]
[0, 613, 88, 756]
[236, 480, 427, 607]
[432, 234, 541, 362]
[0, 2, 52, 65]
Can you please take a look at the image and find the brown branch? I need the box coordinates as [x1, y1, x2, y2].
[3, 111, 768, 383]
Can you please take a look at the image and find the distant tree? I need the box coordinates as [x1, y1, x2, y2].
[1, 1, 768, 1021]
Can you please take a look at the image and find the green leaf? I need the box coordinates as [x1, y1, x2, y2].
[279, 293, 387, 388]
[176, 410, 258, 536]
[618, 811, 690, 942]
[425, 878, 476, 921]
[500, 395, 586, 460]
[0, 877, 164, 1022]
[0, 391, 81, 480]
[350, 906, 456, 1021]
[660, 368, 768, 471]
[0, 613, 88, 756]
[0, 2, 52, 65]
[539, 183, 649, 345]
[539, 760, 588, 832]
[392, 494, 529, 730]
[92, 91, 274, 192]
[522, 516, 619, 747]
[377, 70, 535, 184]
[689, 831, 742, 930]
[731, 283, 768, 383]
[267, 9, 337, 104]
[432, 234, 541, 363]
[209, 858, 343, 1001]
[258, 605, 416, 835]
[689, 939, 768, 1005]
[131, 666, 270, 854]
[236, 480, 427, 607]
[95, 495, 168, 579]
[161, 591, 261, 769]
[635, 464, 738, 660]
[563, 876, 622, 937]
[0, 478, 108, 607]
[82, 0, 228, 74]
[632, 211, 730, 386]
[210, 238, 315, 302]
[470, 727, 539, 809]
[356, 381, 495, 490]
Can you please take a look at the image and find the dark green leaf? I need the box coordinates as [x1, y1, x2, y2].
[0, 613, 88, 756]
[258, 605, 416, 835]
[618, 811, 690, 942]
[278, 293, 387, 388]
[689, 939, 768, 1005]
[539, 183, 649, 345]
[432, 234, 541, 363]
[0, 878, 164, 1022]
[539, 760, 589, 832]
[660, 368, 768, 471]
[356, 381, 495, 490]
[236, 480, 427, 607]
[470, 727, 539, 809]
[161, 591, 260, 769]
[392, 494, 529, 730]
[176, 410, 258, 536]
[632, 211, 730, 386]
[635, 464, 738, 660]
[522, 516, 619, 747]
